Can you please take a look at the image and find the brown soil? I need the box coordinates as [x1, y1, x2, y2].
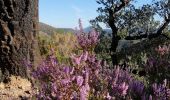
[0, 76, 33, 100]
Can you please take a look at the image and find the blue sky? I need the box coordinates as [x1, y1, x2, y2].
[39, 0, 152, 28]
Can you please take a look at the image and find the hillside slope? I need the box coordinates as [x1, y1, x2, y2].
[39, 22, 74, 34]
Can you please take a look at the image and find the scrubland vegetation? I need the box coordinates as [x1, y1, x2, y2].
[26, 0, 170, 99]
[0, 0, 169, 99]
[25, 19, 170, 99]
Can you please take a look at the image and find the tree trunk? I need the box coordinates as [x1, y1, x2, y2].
[110, 27, 119, 66]
[0, 0, 39, 82]
[108, 9, 120, 66]
[110, 35, 120, 66]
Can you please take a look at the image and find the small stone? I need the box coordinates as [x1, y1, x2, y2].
[18, 86, 22, 89]
[0, 83, 5, 89]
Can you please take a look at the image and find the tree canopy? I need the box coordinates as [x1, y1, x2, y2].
[90, 0, 170, 65]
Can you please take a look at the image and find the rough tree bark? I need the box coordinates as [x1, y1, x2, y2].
[0, 0, 39, 82]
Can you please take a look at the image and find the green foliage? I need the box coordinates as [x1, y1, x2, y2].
[118, 37, 170, 86]
[118, 36, 170, 66]
[94, 31, 112, 65]
[50, 32, 79, 64]
[38, 31, 51, 56]
[28, 22, 170, 100]
[38, 32, 78, 64]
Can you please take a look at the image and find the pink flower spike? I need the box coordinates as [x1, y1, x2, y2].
[85, 70, 89, 84]
[71, 54, 82, 65]
[80, 85, 89, 100]
[106, 93, 111, 100]
[75, 19, 100, 49]
[76, 76, 84, 87]
[118, 82, 129, 96]
[81, 51, 88, 61]
[155, 45, 170, 55]
[149, 95, 152, 100]
[79, 19, 83, 32]
[63, 66, 70, 74]
[70, 67, 75, 74]
[61, 78, 71, 85]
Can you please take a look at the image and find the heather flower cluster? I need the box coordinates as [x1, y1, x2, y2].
[26, 20, 170, 100]
[151, 81, 170, 100]
[144, 44, 170, 84]
[106, 67, 132, 99]
[155, 44, 170, 55]
[75, 19, 99, 50]
[129, 80, 146, 99]
[27, 53, 90, 99]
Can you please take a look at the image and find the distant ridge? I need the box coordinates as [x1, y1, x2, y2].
[39, 22, 75, 34]
[84, 26, 112, 34]
[39, 22, 113, 35]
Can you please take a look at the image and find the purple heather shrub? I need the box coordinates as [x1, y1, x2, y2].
[61, 78, 71, 85]
[37, 82, 59, 100]
[151, 82, 170, 100]
[149, 95, 153, 100]
[31, 55, 59, 82]
[111, 66, 132, 84]
[75, 19, 99, 50]
[117, 82, 129, 96]
[26, 19, 170, 100]
[144, 45, 170, 85]
[71, 54, 82, 65]
[111, 81, 129, 97]
[81, 51, 88, 61]
[85, 69, 89, 84]
[71, 51, 89, 66]
[146, 57, 156, 68]
[78, 19, 84, 32]
[27, 52, 80, 99]
[110, 81, 129, 97]
[87, 54, 96, 63]
[70, 91, 78, 99]
[129, 80, 145, 99]
[63, 66, 74, 75]
[30, 45, 94, 99]
[80, 84, 90, 100]
[106, 66, 132, 98]
[105, 93, 112, 100]
[76, 76, 84, 87]
[155, 44, 170, 56]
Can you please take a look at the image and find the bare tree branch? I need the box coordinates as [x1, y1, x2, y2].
[114, 0, 126, 13]
[156, 20, 170, 34]
[125, 33, 170, 40]
[125, 11, 170, 40]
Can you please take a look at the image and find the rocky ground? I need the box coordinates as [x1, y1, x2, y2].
[0, 76, 33, 100]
